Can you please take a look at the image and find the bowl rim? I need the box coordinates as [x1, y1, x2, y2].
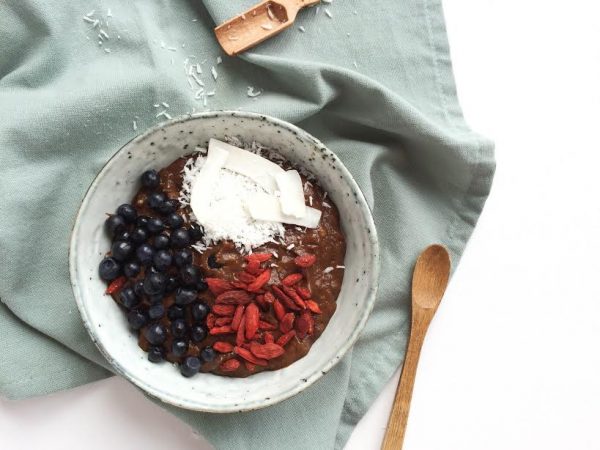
[69, 110, 380, 412]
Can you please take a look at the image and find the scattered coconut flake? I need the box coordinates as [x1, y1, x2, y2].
[346, 32, 351, 37]
[83, 16, 95, 24]
[286, 244, 295, 250]
[217, 56, 222, 65]
[261, 23, 273, 30]
[161, 102, 170, 108]
[295, 227, 303, 232]
[323, 267, 334, 274]
[353, 61, 358, 68]
[160, 41, 166, 48]
[211, 66, 218, 80]
[93, 20, 100, 28]
[191, 73, 204, 87]
[272, 251, 278, 258]
[182, 43, 186, 48]
[98, 40, 102, 45]
[104, 48, 111, 53]
[270, 263, 278, 268]
[133, 120, 137, 131]
[315, 6, 320, 15]
[203, 95, 207, 107]
[117, 35, 121, 40]
[336, 265, 345, 269]
[168, 46, 177, 51]
[323, 202, 331, 208]
[298, 26, 306, 32]
[107, 8, 112, 17]
[322, 0, 332, 3]
[324, 8, 333, 18]
[153, 104, 160, 108]
[206, 91, 215, 97]
[86, 9, 95, 16]
[156, 110, 172, 119]
[267, 6, 275, 20]
[196, 63, 202, 74]
[323, 192, 328, 200]
[309, 195, 313, 206]
[247, 86, 262, 98]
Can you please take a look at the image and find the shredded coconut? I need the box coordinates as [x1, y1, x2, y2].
[286, 244, 295, 250]
[323, 266, 334, 274]
[179, 152, 285, 253]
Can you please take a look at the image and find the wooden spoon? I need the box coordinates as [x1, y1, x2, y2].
[381, 244, 451, 450]
[214, 0, 321, 56]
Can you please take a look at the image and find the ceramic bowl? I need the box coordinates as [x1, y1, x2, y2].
[70, 111, 379, 412]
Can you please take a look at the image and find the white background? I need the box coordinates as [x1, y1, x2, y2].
[2, 1, 600, 448]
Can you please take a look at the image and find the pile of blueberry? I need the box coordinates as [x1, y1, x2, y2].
[98, 169, 216, 378]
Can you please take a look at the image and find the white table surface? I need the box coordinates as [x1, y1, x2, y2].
[3, 1, 600, 448]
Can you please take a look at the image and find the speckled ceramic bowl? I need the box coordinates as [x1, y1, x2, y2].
[70, 111, 379, 412]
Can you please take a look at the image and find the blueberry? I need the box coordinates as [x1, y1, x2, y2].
[158, 198, 178, 215]
[116, 204, 137, 223]
[148, 304, 165, 320]
[166, 213, 184, 229]
[134, 280, 145, 297]
[99, 257, 121, 281]
[170, 228, 191, 248]
[190, 324, 207, 343]
[127, 310, 146, 330]
[180, 356, 201, 377]
[196, 279, 208, 292]
[189, 224, 204, 242]
[111, 240, 134, 262]
[147, 217, 165, 234]
[171, 319, 187, 338]
[200, 346, 216, 363]
[136, 215, 150, 229]
[119, 287, 139, 309]
[154, 233, 170, 250]
[180, 264, 201, 287]
[174, 249, 193, 267]
[124, 261, 141, 278]
[191, 302, 209, 322]
[141, 169, 160, 189]
[105, 214, 126, 236]
[168, 305, 185, 320]
[172, 339, 188, 358]
[143, 272, 167, 296]
[136, 243, 154, 266]
[166, 276, 179, 293]
[207, 254, 221, 269]
[153, 250, 172, 272]
[148, 293, 164, 304]
[148, 346, 164, 363]
[147, 192, 167, 210]
[130, 227, 149, 244]
[175, 287, 197, 306]
[144, 323, 167, 345]
[115, 230, 132, 242]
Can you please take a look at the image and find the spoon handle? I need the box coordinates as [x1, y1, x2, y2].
[381, 311, 430, 450]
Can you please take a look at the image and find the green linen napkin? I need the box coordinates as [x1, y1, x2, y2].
[0, 0, 495, 448]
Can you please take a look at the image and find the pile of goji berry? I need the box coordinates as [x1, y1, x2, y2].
[204, 252, 321, 373]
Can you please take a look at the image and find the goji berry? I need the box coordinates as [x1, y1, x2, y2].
[105, 276, 127, 295]
[234, 346, 268, 366]
[250, 342, 284, 360]
[236, 316, 246, 346]
[245, 361, 256, 373]
[246, 253, 272, 263]
[295, 286, 312, 300]
[206, 313, 216, 328]
[220, 358, 240, 372]
[245, 303, 260, 339]
[273, 299, 286, 321]
[259, 320, 277, 330]
[276, 330, 296, 347]
[305, 300, 322, 314]
[264, 291, 275, 304]
[295, 310, 314, 338]
[245, 258, 261, 275]
[213, 341, 235, 353]
[209, 326, 234, 335]
[212, 304, 235, 316]
[282, 273, 303, 287]
[264, 332, 274, 344]
[206, 278, 233, 296]
[255, 294, 269, 310]
[237, 272, 256, 283]
[231, 280, 248, 290]
[272, 285, 300, 311]
[231, 305, 245, 331]
[294, 254, 316, 268]
[282, 285, 307, 309]
[215, 289, 252, 305]
[247, 269, 271, 292]
[280, 313, 295, 333]
[215, 317, 233, 326]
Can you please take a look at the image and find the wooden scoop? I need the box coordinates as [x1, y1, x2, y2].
[381, 244, 451, 450]
[214, 0, 321, 56]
